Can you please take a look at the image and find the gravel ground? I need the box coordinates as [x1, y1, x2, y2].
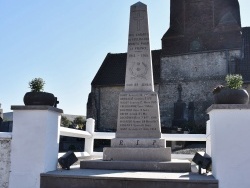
[172, 143, 206, 154]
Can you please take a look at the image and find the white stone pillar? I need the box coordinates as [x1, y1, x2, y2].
[84, 118, 95, 155]
[206, 120, 211, 157]
[207, 104, 250, 188]
[9, 106, 63, 188]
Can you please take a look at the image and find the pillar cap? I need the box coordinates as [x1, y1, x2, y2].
[207, 104, 250, 113]
[11, 105, 63, 113]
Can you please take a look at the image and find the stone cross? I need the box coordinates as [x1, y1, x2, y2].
[133, 10, 144, 31]
[177, 83, 183, 102]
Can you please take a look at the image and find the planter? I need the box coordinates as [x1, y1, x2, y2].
[23, 92, 56, 106]
[214, 88, 249, 104]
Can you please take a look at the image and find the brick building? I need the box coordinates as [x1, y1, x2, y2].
[87, 0, 250, 131]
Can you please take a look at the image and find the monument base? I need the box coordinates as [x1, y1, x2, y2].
[80, 159, 191, 172]
[103, 147, 171, 161]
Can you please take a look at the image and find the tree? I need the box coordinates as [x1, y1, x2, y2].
[73, 116, 86, 130]
[28, 77, 45, 92]
[61, 116, 71, 127]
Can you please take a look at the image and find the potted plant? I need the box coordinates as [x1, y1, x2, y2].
[213, 74, 249, 104]
[23, 78, 57, 106]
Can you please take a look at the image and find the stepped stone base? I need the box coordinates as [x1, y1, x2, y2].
[41, 168, 218, 188]
[103, 147, 171, 161]
[80, 159, 191, 172]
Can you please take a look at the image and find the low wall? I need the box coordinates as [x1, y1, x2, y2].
[0, 132, 12, 188]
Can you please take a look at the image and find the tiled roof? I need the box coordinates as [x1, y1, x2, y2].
[91, 50, 161, 86]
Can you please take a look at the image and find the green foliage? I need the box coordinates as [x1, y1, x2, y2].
[29, 78, 45, 92]
[61, 116, 72, 127]
[73, 116, 86, 130]
[3, 117, 11, 122]
[225, 74, 243, 89]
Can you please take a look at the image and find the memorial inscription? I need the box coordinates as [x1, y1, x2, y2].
[118, 139, 157, 146]
[116, 92, 161, 138]
[125, 3, 154, 92]
[117, 93, 159, 133]
[111, 138, 166, 148]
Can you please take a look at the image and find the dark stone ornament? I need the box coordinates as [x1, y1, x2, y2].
[58, 151, 78, 170]
[177, 84, 183, 102]
[172, 84, 187, 128]
[23, 92, 57, 106]
[214, 88, 249, 104]
[188, 102, 195, 123]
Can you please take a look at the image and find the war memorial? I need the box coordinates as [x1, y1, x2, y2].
[1, 1, 250, 188]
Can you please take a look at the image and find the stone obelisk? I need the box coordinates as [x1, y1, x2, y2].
[103, 2, 171, 162]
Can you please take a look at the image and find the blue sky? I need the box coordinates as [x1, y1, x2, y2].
[1, 0, 250, 115]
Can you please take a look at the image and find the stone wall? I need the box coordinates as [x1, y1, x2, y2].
[159, 50, 241, 127]
[87, 86, 123, 131]
[0, 134, 11, 188]
[99, 86, 122, 131]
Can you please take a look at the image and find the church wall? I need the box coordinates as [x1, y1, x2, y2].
[99, 86, 123, 131]
[89, 50, 243, 130]
[159, 50, 241, 127]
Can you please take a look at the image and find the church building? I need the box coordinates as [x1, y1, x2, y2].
[87, 0, 250, 132]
